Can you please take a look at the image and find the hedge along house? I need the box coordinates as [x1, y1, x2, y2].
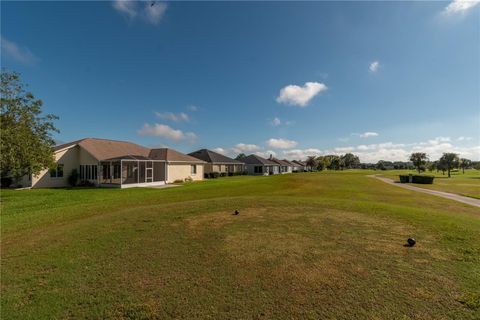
[241, 154, 280, 176]
[188, 149, 245, 177]
[25, 138, 204, 188]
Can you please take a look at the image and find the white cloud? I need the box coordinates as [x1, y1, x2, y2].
[276, 82, 328, 107]
[271, 117, 281, 126]
[188, 105, 198, 112]
[137, 123, 197, 143]
[113, 1, 167, 25]
[232, 143, 261, 154]
[254, 150, 277, 159]
[334, 147, 355, 153]
[457, 136, 473, 141]
[369, 61, 380, 73]
[359, 132, 379, 138]
[155, 111, 189, 122]
[112, 0, 137, 19]
[283, 148, 321, 160]
[0, 36, 39, 65]
[144, 1, 167, 25]
[444, 0, 480, 15]
[267, 138, 298, 149]
[212, 147, 226, 155]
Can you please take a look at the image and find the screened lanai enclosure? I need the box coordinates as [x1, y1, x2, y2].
[99, 155, 166, 188]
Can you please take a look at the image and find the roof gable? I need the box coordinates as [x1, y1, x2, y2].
[241, 154, 278, 165]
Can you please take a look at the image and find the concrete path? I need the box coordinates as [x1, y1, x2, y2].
[370, 175, 480, 208]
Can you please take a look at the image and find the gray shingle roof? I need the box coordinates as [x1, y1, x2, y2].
[188, 149, 243, 164]
[241, 154, 279, 165]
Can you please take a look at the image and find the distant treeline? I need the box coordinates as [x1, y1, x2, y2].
[302, 153, 479, 174]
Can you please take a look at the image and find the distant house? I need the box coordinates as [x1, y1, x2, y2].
[282, 159, 298, 172]
[188, 149, 245, 177]
[292, 160, 307, 172]
[23, 138, 205, 188]
[269, 156, 293, 174]
[240, 154, 280, 175]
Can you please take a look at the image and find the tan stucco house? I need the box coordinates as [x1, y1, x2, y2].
[24, 138, 205, 188]
[188, 149, 245, 177]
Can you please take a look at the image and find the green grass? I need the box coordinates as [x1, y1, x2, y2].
[378, 169, 480, 199]
[1, 171, 480, 319]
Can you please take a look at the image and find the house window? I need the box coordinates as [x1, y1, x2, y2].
[254, 166, 263, 173]
[80, 165, 97, 180]
[113, 164, 121, 179]
[191, 165, 197, 175]
[50, 164, 64, 178]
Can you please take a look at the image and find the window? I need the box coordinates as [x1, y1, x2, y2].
[50, 164, 64, 178]
[113, 165, 121, 179]
[79, 165, 97, 180]
[191, 165, 197, 175]
[254, 166, 263, 174]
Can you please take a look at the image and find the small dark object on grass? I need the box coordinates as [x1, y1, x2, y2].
[234, 210, 239, 215]
[407, 238, 416, 247]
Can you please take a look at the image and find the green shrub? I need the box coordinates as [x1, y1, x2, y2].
[173, 179, 184, 183]
[219, 172, 227, 177]
[1, 177, 13, 188]
[412, 175, 434, 184]
[208, 172, 219, 179]
[399, 174, 434, 184]
[68, 169, 79, 187]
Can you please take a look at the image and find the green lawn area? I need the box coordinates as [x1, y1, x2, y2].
[1, 171, 480, 319]
[378, 169, 480, 199]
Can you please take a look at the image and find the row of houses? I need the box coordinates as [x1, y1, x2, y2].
[22, 138, 312, 188]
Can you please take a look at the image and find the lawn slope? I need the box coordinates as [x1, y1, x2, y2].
[1, 171, 479, 319]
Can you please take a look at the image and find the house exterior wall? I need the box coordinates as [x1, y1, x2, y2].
[167, 163, 204, 183]
[31, 146, 81, 188]
[203, 163, 245, 174]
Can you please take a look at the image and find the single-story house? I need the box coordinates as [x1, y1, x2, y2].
[269, 156, 293, 174]
[241, 154, 280, 175]
[292, 160, 308, 172]
[188, 149, 245, 177]
[24, 138, 205, 188]
[282, 159, 298, 172]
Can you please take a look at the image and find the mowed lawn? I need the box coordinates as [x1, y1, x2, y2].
[1, 171, 480, 319]
[379, 169, 480, 199]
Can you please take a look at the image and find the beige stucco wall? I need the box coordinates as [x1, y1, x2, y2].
[167, 163, 204, 183]
[203, 163, 245, 174]
[31, 146, 80, 188]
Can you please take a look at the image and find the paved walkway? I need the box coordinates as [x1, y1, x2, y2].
[370, 175, 480, 208]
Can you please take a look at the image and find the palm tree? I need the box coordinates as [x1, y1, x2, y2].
[306, 156, 317, 171]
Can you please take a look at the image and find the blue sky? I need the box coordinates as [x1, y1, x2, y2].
[2, 1, 479, 162]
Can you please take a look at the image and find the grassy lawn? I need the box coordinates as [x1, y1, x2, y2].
[378, 169, 480, 199]
[1, 171, 480, 319]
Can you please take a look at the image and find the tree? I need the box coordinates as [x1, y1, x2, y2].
[459, 158, 472, 174]
[0, 70, 59, 180]
[305, 156, 317, 171]
[409, 152, 428, 174]
[341, 153, 360, 169]
[235, 153, 247, 160]
[439, 153, 459, 178]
